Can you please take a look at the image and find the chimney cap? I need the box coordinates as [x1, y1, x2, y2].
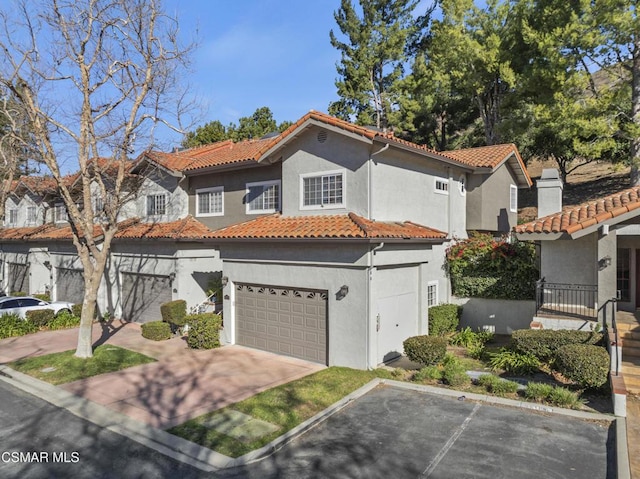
[540, 169, 561, 180]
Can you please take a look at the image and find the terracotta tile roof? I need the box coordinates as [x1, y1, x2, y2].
[515, 185, 640, 236]
[0, 217, 213, 241]
[208, 213, 447, 240]
[115, 216, 213, 240]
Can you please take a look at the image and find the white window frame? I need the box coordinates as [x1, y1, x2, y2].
[54, 203, 68, 223]
[146, 194, 167, 217]
[195, 186, 224, 217]
[7, 208, 17, 226]
[510, 184, 518, 212]
[434, 178, 449, 195]
[427, 281, 439, 308]
[246, 180, 280, 214]
[300, 169, 346, 210]
[26, 206, 37, 223]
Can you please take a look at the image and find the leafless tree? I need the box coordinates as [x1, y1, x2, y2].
[0, 0, 195, 357]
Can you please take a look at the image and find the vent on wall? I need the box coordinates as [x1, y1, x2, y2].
[317, 130, 328, 143]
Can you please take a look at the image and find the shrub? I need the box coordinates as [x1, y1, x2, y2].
[548, 386, 583, 409]
[449, 327, 477, 347]
[72, 304, 83, 318]
[511, 329, 604, 361]
[33, 293, 51, 302]
[186, 313, 222, 349]
[554, 344, 610, 389]
[489, 348, 540, 375]
[25, 309, 55, 328]
[525, 382, 555, 401]
[10, 291, 27, 297]
[428, 304, 461, 336]
[0, 313, 38, 339]
[48, 310, 81, 330]
[490, 379, 520, 396]
[477, 374, 500, 389]
[141, 321, 172, 341]
[160, 300, 187, 328]
[403, 335, 447, 366]
[413, 365, 442, 382]
[450, 327, 493, 359]
[446, 233, 538, 300]
[442, 354, 470, 387]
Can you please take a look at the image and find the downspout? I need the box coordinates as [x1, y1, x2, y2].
[367, 241, 385, 369]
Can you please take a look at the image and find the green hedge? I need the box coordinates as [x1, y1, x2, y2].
[511, 329, 604, 361]
[33, 293, 51, 302]
[554, 344, 610, 389]
[72, 304, 83, 318]
[403, 335, 447, 366]
[446, 233, 538, 300]
[186, 313, 222, 349]
[161, 300, 187, 327]
[0, 313, 38, 339]
[10, 291, 27, 297]
[48, 310, 80, 330]
[141, 321, 172, 341]
[25, 309, 55, 328]
[428, 304, 461, 336]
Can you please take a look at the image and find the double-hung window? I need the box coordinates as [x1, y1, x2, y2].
[427, 281, 438, 308]
[146, 194, 166, 216]
[196, 187, 223, 217]
[54, 203, 68, 223]
[26, 206, 37, 223]
[7, 208, 17, 226]
[246, 180, 280, 214]
[301, 170, 345, 209]
[510, 185, 518, 212]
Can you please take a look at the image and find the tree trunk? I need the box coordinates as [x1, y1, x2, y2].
[631, 36, 640, 186]
[74, 275, 100, 358]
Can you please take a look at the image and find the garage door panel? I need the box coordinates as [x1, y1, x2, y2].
[236, 283, 327, 364]
[8, 263, 29, 294]
[122, 273, 171, 323]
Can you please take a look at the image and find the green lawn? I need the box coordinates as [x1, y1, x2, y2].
[168, 367, 393, 458]
[9, 345, 156, 385]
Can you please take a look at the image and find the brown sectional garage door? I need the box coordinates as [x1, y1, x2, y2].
[235, 284, 327, 364]
[121, 272, 172, 323]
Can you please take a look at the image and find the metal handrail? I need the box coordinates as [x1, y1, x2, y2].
[535, 278, 598, 320]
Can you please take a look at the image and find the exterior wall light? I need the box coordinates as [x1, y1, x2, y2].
[221, 276, 229, 287]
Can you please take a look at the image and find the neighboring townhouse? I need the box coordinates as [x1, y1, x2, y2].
[0, 111, 531, 370]
[515, 169, 638, 326]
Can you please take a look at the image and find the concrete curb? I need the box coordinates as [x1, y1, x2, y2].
[0, 368, 627, 474]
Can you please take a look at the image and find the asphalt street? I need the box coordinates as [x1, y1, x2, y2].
[0, 380, 616, 479]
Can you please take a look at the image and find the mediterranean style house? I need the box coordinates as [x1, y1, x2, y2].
[0, 111, 530, 369]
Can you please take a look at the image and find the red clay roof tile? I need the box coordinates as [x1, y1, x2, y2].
[208, 213, 447, 240]
[515, 185, 640, 236]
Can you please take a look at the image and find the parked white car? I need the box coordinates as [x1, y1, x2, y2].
[0, 296, 74, 319]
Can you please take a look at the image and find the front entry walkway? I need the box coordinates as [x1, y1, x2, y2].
[0, 322, 324, 429]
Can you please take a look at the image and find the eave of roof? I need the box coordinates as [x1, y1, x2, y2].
[515, 185, 640, 239]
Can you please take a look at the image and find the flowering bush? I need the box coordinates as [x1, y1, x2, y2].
[446, 233, 538, 300]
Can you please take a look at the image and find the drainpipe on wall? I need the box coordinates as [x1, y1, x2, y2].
[367, 242, 385, 369]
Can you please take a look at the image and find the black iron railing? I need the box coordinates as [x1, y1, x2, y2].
[535, 278, 598, 320]
[603, 297, 619, 376]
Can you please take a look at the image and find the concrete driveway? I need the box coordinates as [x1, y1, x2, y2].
[228, 385, 615, 479]
[0, 321, 323, 430]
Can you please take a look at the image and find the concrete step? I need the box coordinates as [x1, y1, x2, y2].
[623, 347, 640, 358]
[616, 321, 640, 332]
[622, 338, 640, 349]
[622, 372, 640, 387]
[619, 331, 640, 341]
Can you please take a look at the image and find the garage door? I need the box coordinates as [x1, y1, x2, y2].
[56, 268, 85, 304]
[235, 283, 327, 364]
[121, 272, 172, 323]
[8, 262, 29, 294]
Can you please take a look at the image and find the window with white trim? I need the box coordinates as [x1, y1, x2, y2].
[435, 178, 449, 195]
[510, 185, 518, 212]
[7, 208, 17, 225]
[146, 194, 166, 216]
[54, 203, 68, 223]
[427, 281, 439, 308]
[26, 206, 37, 223]
[246, 180, 280, 214]
[196, 187, 223, 217]
[301, 170, 344, 209]
[94, 196, 104, 215]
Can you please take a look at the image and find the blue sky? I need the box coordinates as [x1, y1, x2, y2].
[164, 0, 344, 147]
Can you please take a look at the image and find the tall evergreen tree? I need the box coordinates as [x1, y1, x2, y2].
[329, 0, 429, 130]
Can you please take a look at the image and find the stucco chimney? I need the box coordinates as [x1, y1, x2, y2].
[537, 169, 563, 218]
